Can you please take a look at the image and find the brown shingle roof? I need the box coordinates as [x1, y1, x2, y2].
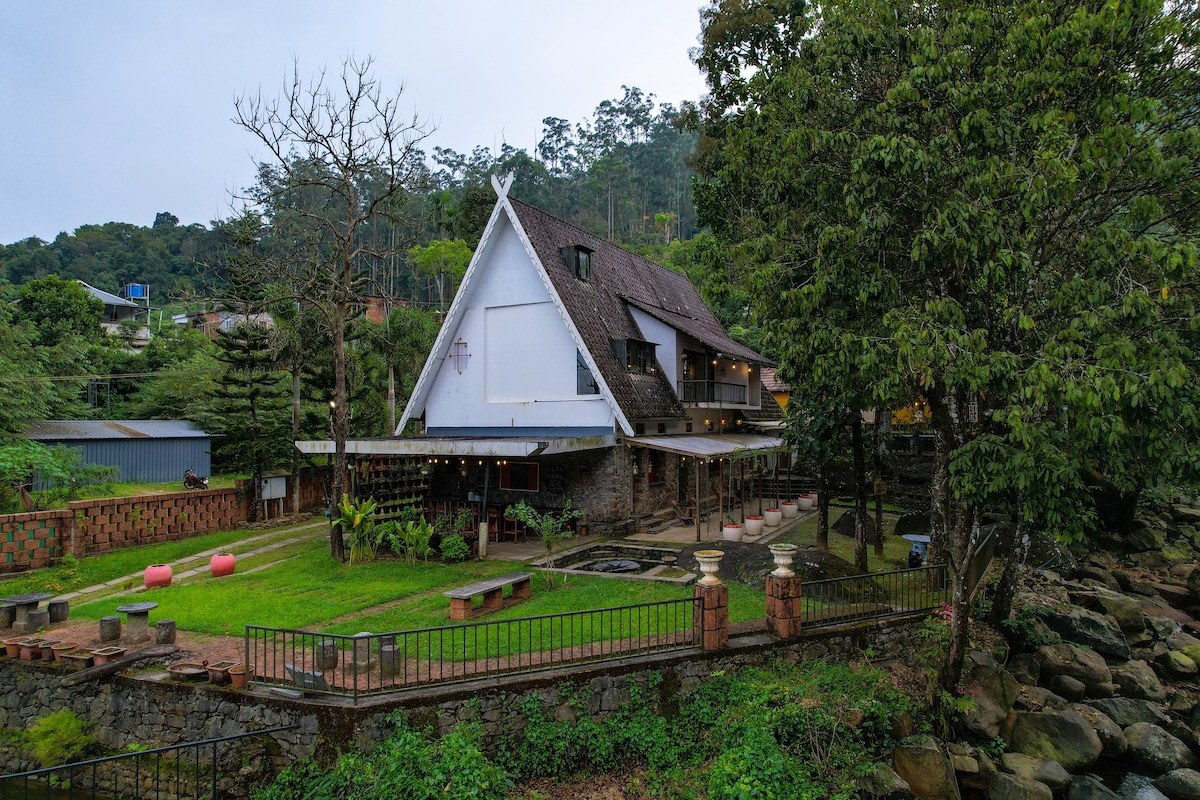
[510, 200, 775, 421]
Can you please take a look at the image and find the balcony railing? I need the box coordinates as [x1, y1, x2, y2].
[677, 380, 748, 404]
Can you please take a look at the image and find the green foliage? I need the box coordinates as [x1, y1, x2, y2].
[23, 710, 94, 768]
[439, 534, 471, 563]
[0, 441, 117, 512]
[999, 605, 1059, 652]
[504, 500, 583, 588]
[334, 495, 378, 565]
[391, 516, 435, 563]
[255, 718, 509, 800]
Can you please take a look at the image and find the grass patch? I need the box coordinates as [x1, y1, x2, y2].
[776, 505, 913, 572]
[0, 526, 307, 597]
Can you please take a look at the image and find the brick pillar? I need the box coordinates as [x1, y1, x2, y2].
[694, 584, 729, 651]
[765, 575, 803, 638]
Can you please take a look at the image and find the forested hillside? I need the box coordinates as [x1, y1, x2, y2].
[0, 86, 701, 310]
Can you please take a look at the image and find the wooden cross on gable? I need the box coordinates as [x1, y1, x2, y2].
[490, 173, 514, 199]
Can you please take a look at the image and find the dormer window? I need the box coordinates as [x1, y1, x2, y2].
[561, 245, 592, 280]
[612, 338, 657, 374]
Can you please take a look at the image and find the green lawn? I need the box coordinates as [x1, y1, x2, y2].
[775, 506, 914, 572]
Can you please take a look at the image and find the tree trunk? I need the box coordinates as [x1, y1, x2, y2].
[873, 409, 885, 557]
[816, 463, 829, 551]
[990, 490, 1029, 626]
[330, 262, 350, 563]
[851, 414, 868, 572]
[291, 368, 300, 514]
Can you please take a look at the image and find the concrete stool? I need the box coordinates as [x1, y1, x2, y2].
[155, 619, 176, 644]
[99, 615, 122, 642]
[0, 602, 14, 630]
[47, 599, 69, 624]
[25, 609, 49, 634]
[316, 639, 339, 671]
[379, 644, 399, 678]
[350, 632, 372, 673]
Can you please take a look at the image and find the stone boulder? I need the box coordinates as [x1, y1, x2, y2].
[1111, 659, 1167, 702]
[1076, 566, 1121, 592]
[1034, 644, 1112, 694]
[1128, 526, 1167, 553]
[1154, 768, 1200, 800]
[988, 773, 1053, 800]
[1188, 568, 1200, 602]
[1067, 703, 1127, 758]
[1087, 697, 1170, 728]
[1091, 588, 1147, 635]
[1047, 675, 1086, 702]
[1043, 607, 1131, 660]
[893, 736, 961, 800]
[1159, 650, 1200, 679]
[858, 764, 916, 800]
[1006, 709, 1103, 772]
[961, 651, 1021, 739]
[1171, 505, 1200, 526]
[1125, 722, 1198, 775]
[1000, 753, 1071, 793]
[1067, 776, 1120, 800]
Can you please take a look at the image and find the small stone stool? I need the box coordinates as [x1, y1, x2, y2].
[99, 615, 122, 642]
[379, 644, 399, 678]
[0, 602, 14, 630]
[155, 619, 176, 644]
[316, 639, 339, 671]
[350, 632, 373, 673]
[47, 599, 69, 624]
[25, 609, 49, 634]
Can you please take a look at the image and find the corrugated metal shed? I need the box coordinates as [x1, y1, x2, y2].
[26, 420, 212, 484]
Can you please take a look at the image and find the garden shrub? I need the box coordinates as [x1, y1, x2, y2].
[23, 710, 94, 767]
[439, 534, 471, 563]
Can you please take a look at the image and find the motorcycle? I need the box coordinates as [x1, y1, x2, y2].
[184, 468, 209, 490]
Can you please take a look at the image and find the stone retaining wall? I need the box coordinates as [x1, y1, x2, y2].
[0, 613, 925, 792]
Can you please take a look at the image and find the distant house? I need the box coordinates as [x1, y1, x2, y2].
[77, 281, 153, 348]
[173, 308, 274, 338]
[25, 420, 211, 485]
[760, 368, 791, 412]
[297, 177, 783, 534]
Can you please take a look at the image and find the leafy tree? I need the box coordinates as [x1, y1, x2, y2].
[408, 238, 472, 310]
[505, 500, 583, 588]
[234, 56, 433, 561]
[14, 275, 103, 348]
[695, 0, 1200, 691]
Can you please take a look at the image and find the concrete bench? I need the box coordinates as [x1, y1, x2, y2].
[443, 572, 534, 621]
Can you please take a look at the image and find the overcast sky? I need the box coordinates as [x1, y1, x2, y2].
[0, 1, 710, 245]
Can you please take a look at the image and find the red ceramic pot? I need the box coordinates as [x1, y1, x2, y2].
[144, 564, 173, 589]
[210, 553, 236, 578]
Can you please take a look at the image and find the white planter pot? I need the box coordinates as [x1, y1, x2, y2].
[694, 550, 724, 586]
[744, 516, 765, 537]
[780, 501, 799, 519]
[797, 496, 814, 511]
[768, 543, 799, 578]
[722, 523, 744, 542]
[764, 509, 782, 527]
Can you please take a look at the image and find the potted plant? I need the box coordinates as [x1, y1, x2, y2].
[209, 553, 237, 577]
[722, 517, 744, 541]
[19, 639, 44, 661]
[763, 508, 783, 527]
[780, 500, 799, 518]
[797, 495, 814, 511]
[144, 564, 173, 588]
[205, 660, 237, 684]
[693, 550, 725, 586]
[744, 514, 765, 537]
[90, 646, 126, 666]
[4, 636, 25, 659]
[39, 641, 59, 661]
[52, 642, 78, 662]
[228, 663, 254, 689]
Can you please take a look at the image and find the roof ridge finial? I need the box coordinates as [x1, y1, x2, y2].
[490, 173, 514, 200]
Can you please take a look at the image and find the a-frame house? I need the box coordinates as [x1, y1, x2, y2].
[299, 176, 783, 537]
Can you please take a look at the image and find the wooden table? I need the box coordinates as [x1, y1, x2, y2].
[443, 572, 534, 620]
[2, 592, 54, 633]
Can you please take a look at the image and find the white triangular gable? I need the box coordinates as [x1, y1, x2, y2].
[398, 177, 633, 436]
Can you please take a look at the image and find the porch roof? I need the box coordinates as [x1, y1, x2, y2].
[294, 434, 617, 458]
[626, 433, 785, 460]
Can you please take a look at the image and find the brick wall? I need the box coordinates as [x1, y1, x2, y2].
[0, 487, 251, 575]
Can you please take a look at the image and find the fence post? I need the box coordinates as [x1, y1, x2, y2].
[693, 584, 729, 651]
[765, 576, 803, 638]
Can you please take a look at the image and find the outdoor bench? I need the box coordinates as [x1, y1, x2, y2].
[443, 571, 535, 621]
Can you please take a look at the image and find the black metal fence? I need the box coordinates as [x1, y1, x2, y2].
[245, 597, 699, 701]
[799, 564, 949, 628]
[0, 725, 298, 800]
